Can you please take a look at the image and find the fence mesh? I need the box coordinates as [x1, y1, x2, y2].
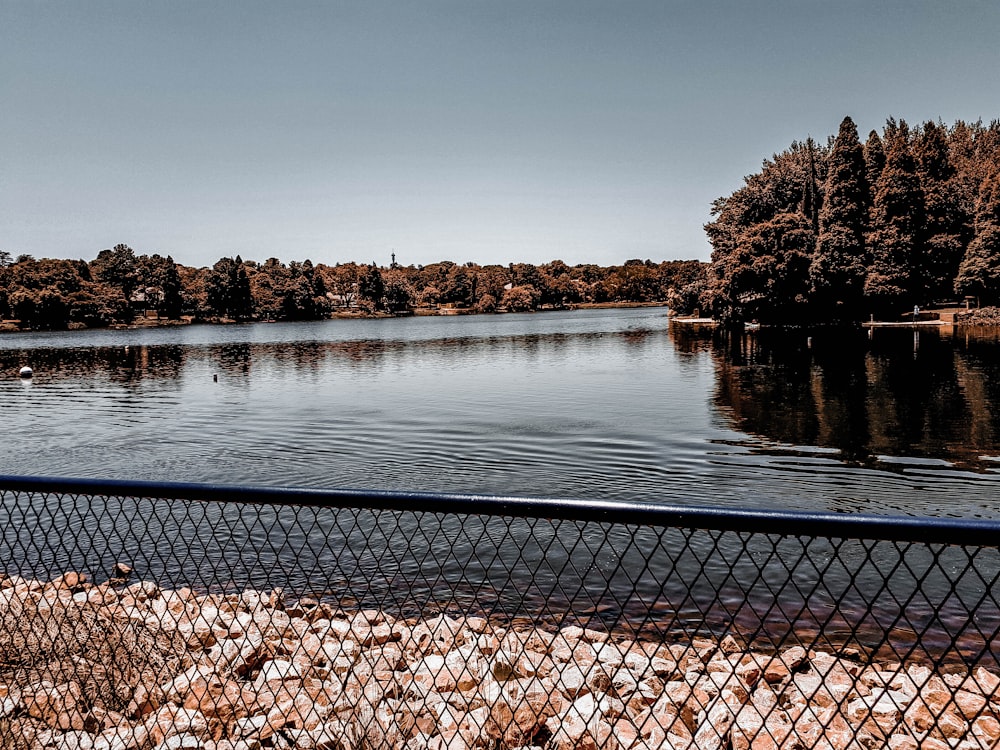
[0, 480, 998, 749]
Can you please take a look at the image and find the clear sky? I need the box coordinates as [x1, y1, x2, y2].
[2, 1, 998, 269]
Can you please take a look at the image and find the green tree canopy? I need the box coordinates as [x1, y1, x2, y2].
[955, 169, 1000, 304]
[865, 121, 925, 313]
[811, 116, 868, 318]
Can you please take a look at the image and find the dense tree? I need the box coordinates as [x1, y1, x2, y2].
[501, 284, 539, 312]
[382, 269, 415, 313]
[474, 265, 511, 304]
[725, 212, 815, 322]
[704, 139, 827, 321]
[206, 256, 253, 319]
[863, 130, 886, 205]
[1, 247, 705, 327]
[91, 244, 139, 310]
[865, 121, 925, 313]
[955, 169, 1000, 304]
[1, 257, 94, 328]
[138, 254, 183, 319]
[358, 264, 385, 311]
[700, 116, 1000, 323]
[319, 263, 362, 309]
[810, 117, 868, 319]
[914, 121, 970, 302]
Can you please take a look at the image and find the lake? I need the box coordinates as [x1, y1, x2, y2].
[2, 307, 998, 517]
[2, 308, 999, 658]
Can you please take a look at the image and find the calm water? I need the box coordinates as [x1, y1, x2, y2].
[3, 308, 1000, 658]
[2, 307, 998, 516]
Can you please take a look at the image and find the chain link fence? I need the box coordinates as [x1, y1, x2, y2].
[0, 476, 998, 749]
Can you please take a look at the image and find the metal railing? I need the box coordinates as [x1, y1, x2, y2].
[0, 475, 998, 749]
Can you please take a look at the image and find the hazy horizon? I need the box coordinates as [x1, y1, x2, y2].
[3, 1, 999, 269]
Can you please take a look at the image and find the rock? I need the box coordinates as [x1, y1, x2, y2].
[230, 714, 271, 741]
[973, 714, 1000, 744]
[411, 654, 456, 692]
[200, 633, 272, 677]
[7, 577, 1000, 750]
[406, 615, 464, 654]
[52, 730, 97, 750]
[555, 665, 591, 698]
[559, 625, 608, 645]
[490, 649, 521, 681]
[972, 666, 1000, 699]
[692, 694, 737, 750]
[504, 679, 562, 742]
[97, 723, 151, 750]
[113, 562, 133, 578]
[264, 693, 325, 733]
[954, 688, 988, 719]
[718, 635, 742, 655]
[145, 706, 216, 746]
[936, 707, 970, 739]
[52, 571, 88, 591]
[89, 706, 124, 731]
[352, 621, 397, 648]
[781, 646, 808, 672]
[156, 732, 204, 749]
[465, 617, 489, 633]
[253, 659, 308, 690]
[731, 700, 793, 750]
[795, 706, 856, 750]
[846, 689, 911, 728]
[545, 693, 618, 750]
[23, 681, 87, 731]
[0, 693, 23, 720]
[182, 675, 248, 724]
[121, 580, 160, 602]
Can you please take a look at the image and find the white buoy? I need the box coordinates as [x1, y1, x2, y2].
[19, 366, 33, 379]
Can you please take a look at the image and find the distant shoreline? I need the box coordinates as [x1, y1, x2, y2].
[0, 302, 669, 335]
[669, 306, 1000, 330]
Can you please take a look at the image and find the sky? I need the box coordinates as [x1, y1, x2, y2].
[2, 1, 999, 269]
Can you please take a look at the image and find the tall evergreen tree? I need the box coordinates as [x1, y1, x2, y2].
[863, 130, 886, 200]
[865, 122, 924, 313]
[810, 116, 868, 318]
[799, 138, 821, 232]
[954, 169, 1000, 304]
[914, 121, 970, 302]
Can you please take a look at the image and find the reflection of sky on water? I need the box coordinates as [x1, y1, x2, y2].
[1, 309, 999, 517]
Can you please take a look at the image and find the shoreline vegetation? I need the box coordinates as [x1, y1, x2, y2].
[669, 305, 1000, 330]
[3, 572, 999, 750]
[680, 116, 1000, 328]
[0, 301, 670, 335]
[6, 118, 1000, 334]
[0, 249, 698, 333]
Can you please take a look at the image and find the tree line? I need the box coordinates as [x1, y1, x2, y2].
[0, 245, 702, 330]
[688, 117, 1000, 324]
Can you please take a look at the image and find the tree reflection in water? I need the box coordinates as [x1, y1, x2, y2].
[681, 324, 1000, 471]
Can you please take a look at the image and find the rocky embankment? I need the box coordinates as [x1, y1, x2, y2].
[956, 307, 1000, 325]
[0, 573, 998, 750]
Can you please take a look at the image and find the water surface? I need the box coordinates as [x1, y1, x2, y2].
[2, 309, 998, 517]
[3, 309, 999, 660]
